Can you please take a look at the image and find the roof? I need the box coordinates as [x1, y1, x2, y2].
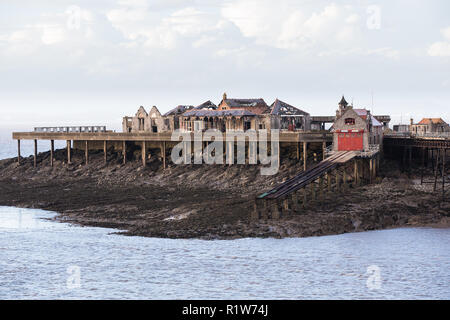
[339, 95, 348, 106]
[194, 100, 217, 110]
[182, 109, 257, 117]
[221, 98, 269, 114]
[270, 99, 309, 116]
[353, 109, 383, 126]
[417, 118, 448, 125]
[163, 105, 193, 116]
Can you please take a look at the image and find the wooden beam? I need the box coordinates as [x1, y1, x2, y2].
[85, 140, 89, 165]
[104, 140, 107, 163]
[162, 141, 166, 169]
[17, 139, 21, 164]
[142, 141, 146, 167]
[67, 140, 72, 164]
[50, 140, 54, 167]
[303, 141, 307, 171]
[322, 141, 326, 160]
[34, 139, 37, 168]
[122, 141, 126, 165]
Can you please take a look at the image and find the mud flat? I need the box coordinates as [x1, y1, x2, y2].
[0, 148, 448, 239]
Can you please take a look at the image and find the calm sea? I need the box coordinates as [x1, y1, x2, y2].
[0, 206, 449, 300]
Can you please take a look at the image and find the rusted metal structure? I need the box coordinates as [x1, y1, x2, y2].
[384, 134, 449, 198]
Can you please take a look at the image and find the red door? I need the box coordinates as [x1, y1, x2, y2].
[338, 132, 363, 151]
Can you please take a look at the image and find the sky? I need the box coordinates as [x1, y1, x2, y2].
[0, 0, 449, 132]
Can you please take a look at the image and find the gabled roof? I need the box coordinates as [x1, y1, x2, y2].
[417, 118, 448, 125]
[194, 100, 217, 110]
[270, 99, 309, 116]
[353, 109, 383, 126]
[182, 109, 257, 117]
[163, 105, 193, 116]
[135, 106, 148, 116]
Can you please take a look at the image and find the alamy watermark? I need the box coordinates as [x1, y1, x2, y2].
[66, 265, 81, 289]
[366, 265, 382, 290]
[366, 5, 381, 30]
[170, 129, 280, 176]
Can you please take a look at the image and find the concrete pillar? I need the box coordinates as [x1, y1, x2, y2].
[67, 140, 72, 164]
[303, 141, 307, 171]
[50, 140, 54, 167]
[122, 141, 126, 165]
[34, 139, 37, 168]
[17, 140, 21, 164]
[85, 141, 89, 165]
[142, 141, 146, 167]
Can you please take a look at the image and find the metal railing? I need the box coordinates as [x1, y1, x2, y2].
[34, 126, 107, 133]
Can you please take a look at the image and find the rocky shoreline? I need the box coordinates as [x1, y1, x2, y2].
[0, 148, 448, 239]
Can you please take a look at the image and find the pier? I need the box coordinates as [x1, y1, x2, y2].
[12, 129, 333, 169]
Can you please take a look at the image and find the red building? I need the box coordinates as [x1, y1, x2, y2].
[332, 96, 383, 151]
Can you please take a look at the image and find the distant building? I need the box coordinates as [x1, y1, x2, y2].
[332, 96, 383, 151]
[122, 106, 168, 133]
[393, 124, 410, 133]
[410, 118, 450, 135]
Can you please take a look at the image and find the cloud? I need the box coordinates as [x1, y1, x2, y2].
[428, 26, 450, 57]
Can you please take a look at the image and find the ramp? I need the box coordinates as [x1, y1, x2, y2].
[258, 151, 357, 200]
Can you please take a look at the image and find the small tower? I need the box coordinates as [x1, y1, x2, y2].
[337, 95, 349, 117]
[223, 92, 227, 101]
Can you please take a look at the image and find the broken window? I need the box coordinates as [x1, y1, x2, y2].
[345, 118, 355, 125]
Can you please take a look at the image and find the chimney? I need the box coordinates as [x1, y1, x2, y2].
[223, 92, 227, 100]
[410, 118, 413, 125]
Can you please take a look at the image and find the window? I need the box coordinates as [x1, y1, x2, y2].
[139, 118, 145, 131]
[345, 118, 355, 125]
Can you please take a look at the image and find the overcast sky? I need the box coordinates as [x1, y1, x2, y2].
[0, 0, 449, 131]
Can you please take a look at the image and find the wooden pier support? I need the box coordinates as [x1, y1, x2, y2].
[103, 141, 107, 163]
[142, 141, 146, 167]
[34, 139, 37, 168]
[50, 140, 54, 167]
[122, 141, 126, 165]
[85, 141, 89, 165]
[322, 141, 326, 160]
[17, 139, 21, 164]
[161, 141, 166, 169]
[303, 142, 307, 171]
[67, 140, 72, 164]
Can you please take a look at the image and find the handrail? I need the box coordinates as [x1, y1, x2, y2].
[34, 126, 107, 133]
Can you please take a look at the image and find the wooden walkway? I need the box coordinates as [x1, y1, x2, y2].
[253, 151, 379, 220]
